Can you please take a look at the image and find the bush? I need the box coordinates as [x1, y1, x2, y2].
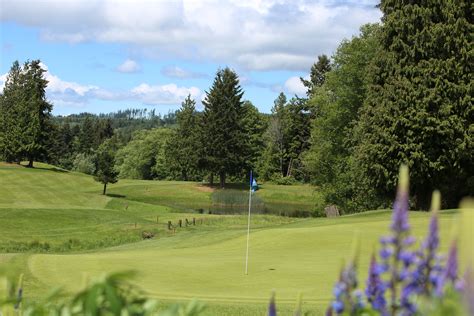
[271, 175, 297, 185]
[72, 153, 96, 175]
[0, 271, 206, 316]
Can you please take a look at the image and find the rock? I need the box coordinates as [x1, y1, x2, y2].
[142, 231, 155, 239]
[324, 205, 340, 217]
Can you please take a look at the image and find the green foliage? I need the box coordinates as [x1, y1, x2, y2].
[240, 101, 267, 174]
[258, 93, 311, 182]
[257, 93, 288, 180]
[0, 61, 23, 163]
[300, 54, 331, 97]
[200, 68, 246, 187]
[165, 95, 202, 181]
[72, 152, 96, 175]
[0, 60, 52, 167]
[94, 140, 118, 195]
[115, 128, 174, 180]
[354, 1, 473, 209]
[303, 23, 383, 213]
[0, 271, 206, 316]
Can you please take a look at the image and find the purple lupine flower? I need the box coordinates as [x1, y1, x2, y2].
[365, 254, 387, 315]
[352, 289, 365, 309]
[399, 192, 442, 315]
[445, 240, 458, 283]
[463, 267, 474, 316]
[376, 166, 417, 315]
[424, 210, 439, 252]
[390, 167, 410, 234]
[329, 261, 361, 315]
[325, 306, 333, 316]
[268, 292, 277, 316]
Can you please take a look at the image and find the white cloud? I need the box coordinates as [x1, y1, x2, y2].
[284, 76, 307, 96]
[161, 66, 206, 79]
[0, 74, 7, 90]
[0, 0, 381, 71]
[131, 83, 201, 105]
[116, 59, 140, 73]
[0, 64, 201, 109]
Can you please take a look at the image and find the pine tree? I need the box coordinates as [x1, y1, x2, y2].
[300, 55, 331, 97]
[241, 101, 267, 174]
[201, 68, 245, 188]
[168, 95, 200, 181]
[77, 116, 95, 154]
[354, 1, 473, 209]
[22, 60, 52, 167]
[0, 61, 24, 163]
[0, 60, 52, 167]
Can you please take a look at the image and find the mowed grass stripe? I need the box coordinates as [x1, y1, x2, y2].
[26, 211, 456, 305]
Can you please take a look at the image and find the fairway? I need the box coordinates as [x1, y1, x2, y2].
[0, 164, 459, 315]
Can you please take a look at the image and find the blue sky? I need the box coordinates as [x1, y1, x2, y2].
[0, 0, 381, 116]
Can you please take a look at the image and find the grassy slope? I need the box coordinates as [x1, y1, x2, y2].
[0, 163, 459, 315]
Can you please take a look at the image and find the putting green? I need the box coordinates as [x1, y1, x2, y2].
[26, 211, 456, 306]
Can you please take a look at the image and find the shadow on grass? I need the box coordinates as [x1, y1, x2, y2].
[106, 193, 127, 198]
[201, 183, 248, 191]
[22, 164, 69, 173]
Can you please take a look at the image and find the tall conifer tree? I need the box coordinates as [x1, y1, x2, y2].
[0, 61, 24, 163]
[354, 1, 473, 208]
[168, 94, 200, 181]
[201, 68, 245, 188]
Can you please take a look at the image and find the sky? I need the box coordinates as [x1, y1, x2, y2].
[0, 0, 381, 116]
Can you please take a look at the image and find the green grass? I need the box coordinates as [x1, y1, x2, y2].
[0, 162, 460, 315]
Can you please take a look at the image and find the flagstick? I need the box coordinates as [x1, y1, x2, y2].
[245, 170, 252, 275]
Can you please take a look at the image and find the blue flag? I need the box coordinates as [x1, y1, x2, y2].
[251, 178, 258, 192]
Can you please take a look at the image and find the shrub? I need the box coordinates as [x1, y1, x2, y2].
[0, 271, 206, 316]
[271, 175, 298, 185]
[72, 153, 96, 175]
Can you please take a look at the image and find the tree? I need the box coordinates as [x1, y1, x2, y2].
[259, 93, 289, 179]
[77, 116, 95, 154]
[115, 128, 174, 180]
[166, 95, 200, 181]
[354, 1, 473, 209]
[241, 100, 267, 174]
[300, 55, 331, 97]
[304, 23, 381, 212]
[22, 60, 53, 167]
[284, 96, 312, 180]
[0, 60, 53, 167]
[200, 68, 245, 188]
[94, 140, 118, 195]
[0, 61, 23, 163]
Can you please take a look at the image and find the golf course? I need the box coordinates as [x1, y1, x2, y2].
[0, 163, 459, 315]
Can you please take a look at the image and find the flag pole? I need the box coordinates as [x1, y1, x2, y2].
[245, 170, 252, 275]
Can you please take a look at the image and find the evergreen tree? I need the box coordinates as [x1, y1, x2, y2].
[201, 68, 245, 188]
[167, 95, 200, 181]
[94, 140, 118, 195]
[241, 101, 267, 174]
[0, 61, 24, 163]
[284, 97, 312, 179]
[354, 1, 473, 209]
[259, 93, 311, 180]
[77, 116, 95, 154]
[22, 60, 52, 167]
[300, 55, 331, 97]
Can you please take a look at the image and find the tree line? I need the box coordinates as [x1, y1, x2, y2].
[1, 1, 471, 210]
